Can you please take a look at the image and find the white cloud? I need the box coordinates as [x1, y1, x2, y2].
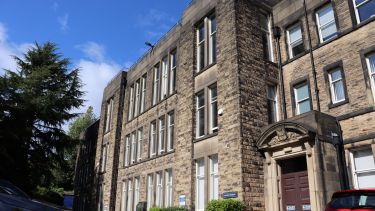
[51, 2, 59, 11]
[58, 13, 69, 32]
[76, 42, 106, 62]
[0, 23, 33, 75]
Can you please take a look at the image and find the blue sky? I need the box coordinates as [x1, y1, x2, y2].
[0, 0, 190, 127]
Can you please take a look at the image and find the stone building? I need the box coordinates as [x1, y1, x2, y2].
[91, 0, 375, 210]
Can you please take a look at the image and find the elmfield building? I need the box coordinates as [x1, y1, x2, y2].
[86, 0, 375, 210]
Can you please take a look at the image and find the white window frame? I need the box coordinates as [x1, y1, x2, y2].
[131, 132, 137, 164]
[158, 116, 165, 154]
[120, 181, 127, 211]
[209, 155, 219, 200]
[349, 148, 375, 189]
[196, 92, 205, 138]
[267, 85, 279, 124]
[126, 179, 133, 211]
[134, 80, 140, 117]
[294, 83, 311, 115]
[124, 135, 130, 167]
[153, 65, 160, 105]
[128, 86, 134, 121]
[316, 4, 337, 43]
[167, 111, 175, 152]
[137, 128, 143, 162]
[105, 99, 114, 132]
[209, 85, 218, 133]
[328, 68, 345, 104]
[161, 57, 168, 101]
[196, 158, 205, 211]
[197, 22, 206, 72]
[165, 169, 173, 207]
[353, 0, 375, 23]
[150, 121, 157, 157]
[260, 12, 274, 61]
[147, 174, 154, 210]
[134, 177, 140, 211]
[155, 172, 163, 207]
[287, 23, 303, 59]
[208, 15, 217, 65]
[169, 52, 177, 95]
[100, 143, 108, 173]
[140, 75, 147, 113]
[366, 53, 375, 103]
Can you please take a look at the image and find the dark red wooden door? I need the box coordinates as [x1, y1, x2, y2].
[280, 157, 311, 211]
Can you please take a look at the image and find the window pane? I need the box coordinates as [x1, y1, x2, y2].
[198, 25, 205, 42]
[159, 117, 165, 153]
[199, 43, 205, 70]
[318, 5, 335, 26]
[331, 69, 342, 81]
[196, 159, 205, 211]
[292, 43, 304, 57]
[296, 85, 309, 100]
[357, 171, 375, 188]
[333, 80, 345, 102]
[321, 22, 337, 41]
[298, 100, 311, 114]
[199, 108, 205, 136]
[354, 149, 375, 171]
[210, 16, 216, 33]
[369, 54, 375, 74]
[358, 0, 375, 22]
[289, 25, 302, 44]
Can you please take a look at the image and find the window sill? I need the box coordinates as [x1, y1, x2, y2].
[194, 62, 217, 77]
[194, 132, 218, 143]
[328, 99, 349, 109]
[121, 149, 175, 169]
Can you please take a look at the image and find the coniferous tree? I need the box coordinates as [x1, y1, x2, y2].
[0, 42, 84, 194]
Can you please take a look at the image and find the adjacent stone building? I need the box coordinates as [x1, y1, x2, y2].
[90, 0, 375, 210]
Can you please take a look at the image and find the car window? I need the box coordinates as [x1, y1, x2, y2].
[330, 193, 375, 208]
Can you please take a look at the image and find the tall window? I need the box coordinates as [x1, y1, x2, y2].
[147, 174, 154, 210]
[351, 148, 375, 188]
[140, 75, 147, 113]
[169, 52, 177, 94]
[165, 169, 173, 207]
[128, 86, 134, 121]
[153, 65, 160, 105]
[260, 13, 273, 61]
[124, 135, 130, 167]
[328, 68, 345, 104]
[150, 121, 157, 157]
[131, 132, 136, 164]
[267, 85, 278, 124]
[105, 99, 114, 132]
[366, 53, 375, 102]
[209, 84, 218, 133]
[156, 172, 163, 207]
[120, 181, 127, 211]
[100, 144, 108, 173]
[294, 82, 311, 115]
[161, 58, 168, 101]
[196, 159, 205, 211]
[209, 155, 219, 200]
[158, 116, 165, 154]
[134, 177, 140, 211]
[287, 24, 304, 58]
[134, 80, 140, 117]
[98, 183, 104, 211]
[196, 92, 205, 138]
[353, 0, 375, 23]
[126, 179, 133, 211]
[316, 4, 337, 42]
[137, 128, 143, 162]
[167, 111, 175, 151]
[197, 14, 217, 72]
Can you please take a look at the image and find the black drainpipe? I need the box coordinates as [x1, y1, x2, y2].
[273, 26, 287, 120]
[334, 121, 350, 190]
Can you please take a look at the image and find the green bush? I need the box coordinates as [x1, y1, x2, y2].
[31, 186, 64, 205]
[150, 207, 187, 211]
[206, 199, 246, 211]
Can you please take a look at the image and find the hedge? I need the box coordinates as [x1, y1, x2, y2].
[206, 199, 246, 211]
[150, 207, 187, 211]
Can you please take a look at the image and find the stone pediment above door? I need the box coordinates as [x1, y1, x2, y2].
[257, 122, 314, 150]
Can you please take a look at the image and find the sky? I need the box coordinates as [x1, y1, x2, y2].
[0, 0, 191, 129]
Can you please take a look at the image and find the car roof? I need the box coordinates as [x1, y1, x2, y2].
[332, 189, 375, 197]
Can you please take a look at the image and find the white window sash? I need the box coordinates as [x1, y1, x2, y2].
[350, 149, 375, 189]
[147, 175, 154, 210]
[353, 0, 373, 23]
[134, 178, 140, 211]
[128, 87, 134, 120]
[127, 180, 133, 211]
[196, 94, 205, 138]
[120, 181, 127, 211]
[165, 169, 173, 207]
[294, 85, 310, 115]
[167, 112, 175, 151]
[169, 53, 177, 94]
[329, 70, 345, 103]
[210, 156, 219, 200]
[366, 55, 375, 103]
[125, 136, 130, 167]
[150, 122, 157, 157]
[287, 24, 302, 58]
[267, 85, 279, 122]
[209, 86, 218, 133]
[316, 4, 337, 42]
[261, 13, 274, 61]
[134, 81, 140, 116]
[140, 76, 146, 113]
[209, 16, 216, 65]
[131, 132, 136, 164]
[137, 129, 143, 161]
[159, 117, 165, 154]
[161, 58, 168, 100]
[196, 159, 205, 211]
[197, 23, 206, 72]
[153, 66, 160, 105]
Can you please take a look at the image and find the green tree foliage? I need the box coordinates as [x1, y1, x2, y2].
[206, 199, 246, 211]
[68, 106, 96, 140]
[0, 42, 84, 195]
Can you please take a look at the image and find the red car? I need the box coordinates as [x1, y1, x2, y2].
[325, 189, 375, 211]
